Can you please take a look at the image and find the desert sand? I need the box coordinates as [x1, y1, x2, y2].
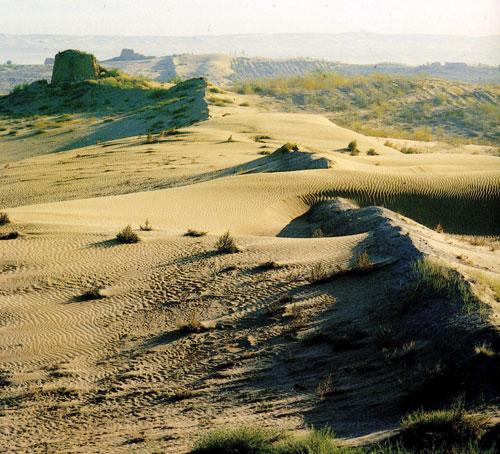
[0, 85, 499, 453]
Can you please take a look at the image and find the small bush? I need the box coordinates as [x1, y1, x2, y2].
[347, 140, 358, 154]
[185, 229, 208, 237]
[191, 426, 279, 454]
[435, 223, 444, 233]
[80, 286, 106, 301]
[254, 135, 272, 143]
[239, 102, 250, 107]
[226, 135, 235, 143]
[308, 262, 331, 284]
[400, 406, 488, 451]
[354, 251, 373, 271]
[315, 374, 335, 401]
[0, 231, 19, 240]
[116, 225, 140, 244]
[177, 310, 203, 334]
[0, 212, 10, 225]
[409, 259, 478, 313]
[140, 219, 153, 231]
[215, 231, 240, 253]
[276, 143, 299, 153]
[367, 148, 379, 156]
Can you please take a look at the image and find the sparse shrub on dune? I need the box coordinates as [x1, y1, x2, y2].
[308, 262, 332, 284]
[367, 148, 379, 156]
[184, 229, 208, 237]
[115, 225, 140, 244]
[176, 310, 203, 334]
[80, 285, 106, 301]
[139, 219, 153, 231]
[0, 212, 10, 225]
[399, 405, 488, 452]
[191, 426, 338, 454]
[347, 140, 360, 156]
[354, 251, 373, 271]
[254, 135, 272, 143]
[0, 231, 19, 240]
[435, 223, 444, 233]
[215, 231, 240, 253]
[275, 142, 299, 153]
[409, 258, 479, 313]
[226, 135, 235, 143]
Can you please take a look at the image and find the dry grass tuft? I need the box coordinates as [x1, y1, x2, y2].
[184, 229, 208, 237]
[315, 374, 335, 401]
[400, 405, 489, 451]
[80, 286, 106, 301]
[215, 231, 240, 253]
[0, 212, 10, 225]
[0, 231, 19, 240]
[139, 219, 153, 231]
[177, 310, 203, 334]
[116, 225, 140, 244]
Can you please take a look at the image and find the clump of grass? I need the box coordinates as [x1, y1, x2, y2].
[367, 148, 379, 156]
[139, 219, 153, 231]
[275, 142, 299, 153]
[0, 212, 10, 225]
[191, 427, 337, 454]
[226, 135, 235, 143]
[315, 374, 335, 401]
[400, 146, 420, 154]
[474, 342, 496, 357]
[115, 225, 140, 244]
[256, 261, 282, 271]
[176, 310, 203, 334]
[191, 426, 280, 454]
[435, 223, 444, 233]
[184, 229, 208, 237]
[354, 251, 373, 271]
[0, 231, 19, 240]
[254, 135, 272, 143]
[80, 286, 106, 301]
[239, 102, 250, 107]
[409, 258, 479, 313]
[266, 294, 292, 317]
[145, 133, 155, 144]
[215, 231, 240, 253]
[399, 405, 488, 451]
[347, 140, 359, 156]
[312, 227, 324, 238]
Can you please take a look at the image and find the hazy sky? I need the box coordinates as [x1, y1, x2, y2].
[1, 0, 499, 36]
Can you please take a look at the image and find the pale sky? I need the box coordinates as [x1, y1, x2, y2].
[1, 0, 499, 36]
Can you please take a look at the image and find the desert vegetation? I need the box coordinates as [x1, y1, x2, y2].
[234, 72, 500, 145]
[115, 225, 140, 243]
[215, 231, 240, 253]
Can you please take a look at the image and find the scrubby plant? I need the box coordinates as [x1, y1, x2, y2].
[0, 231, 19, 240]
[215, 231, 240, 253]
[308, 262, 331, 284]
[347, 140, 358, 154]
[254, 135, 272, 143]
[367, 148, 379, 156]
[177, 310, 203, 334]
[140, 219, 153, 231]
[399, 405, 488, 452]
[409, 258, 478, 313]
[276, 143, 299, 153]
[226, 135, 235, 143]
[184, 229, 208, 237]
[0, 212, 10, 225]
[80, 285, 106, 301]
[354, 251, 373, 271]
[435, 223, 444, 233]
[115, 225, 140, 244]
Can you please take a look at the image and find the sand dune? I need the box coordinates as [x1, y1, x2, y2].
[1, 96, 499, 452]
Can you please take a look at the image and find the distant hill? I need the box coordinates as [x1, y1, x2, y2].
[1, 54, 499, 94]
[234, 72, 500, 145]
[2, 32, 499, 65]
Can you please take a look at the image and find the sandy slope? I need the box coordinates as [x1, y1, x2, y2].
[1, 102, 499, 452]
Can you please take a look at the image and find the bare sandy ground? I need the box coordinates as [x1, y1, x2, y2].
[0, 96, 499, 452]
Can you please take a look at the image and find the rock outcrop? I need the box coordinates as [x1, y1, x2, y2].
[108, 49, 153, 62]
[51, 49, 101, 84]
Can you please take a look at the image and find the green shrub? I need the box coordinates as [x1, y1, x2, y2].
[400, 406, 488, 452]
[367, 148, 378, 156]
[191, 426, 279, 454]
[347, 140, 358, 153]
[115, 225, 140, 244]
